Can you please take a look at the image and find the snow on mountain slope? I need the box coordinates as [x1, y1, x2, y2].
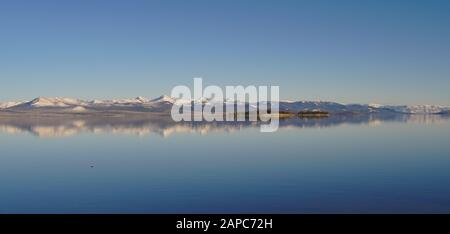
[371, 104, 449, 114]
[404, 105, 449, 114]
[150, 95, 175, 103]
[87, 96, 173, 107]
[0, 101, 26, 109]
[368, 103, 385, 108]
[89, 97, 149, 106]
[28, 97, 86, 107]
[1, 95, 449, 114]
[278, 101, 347, 113]
[135, 96, 149, 103]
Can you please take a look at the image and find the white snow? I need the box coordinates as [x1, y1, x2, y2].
[29, 97, 86, 107]
[150, 95, 176, 103]
[0, 95, 448, 114]
[368, 103, 384, 108]
[374, 104, 449, 114]
[0, 101, 26, 109]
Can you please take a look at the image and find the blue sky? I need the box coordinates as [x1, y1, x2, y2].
[1, 0, 449, 105]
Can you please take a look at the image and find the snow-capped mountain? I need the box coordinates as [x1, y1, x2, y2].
[369, 104, 449, 114]
[0, 101, 27, 109]
[1, 96, 177, 112]
[278, 101, 348, 113]
[28, 97, 87, 108]
[0, 95, 449, 115]
[150, 95, 175, 103]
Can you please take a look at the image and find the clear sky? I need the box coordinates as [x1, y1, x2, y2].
[1, 0, 449, 105]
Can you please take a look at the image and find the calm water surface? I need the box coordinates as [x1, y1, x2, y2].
[1, 114, 450, 213]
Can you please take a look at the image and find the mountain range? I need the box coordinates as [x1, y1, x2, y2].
[0, 95, 449, 115]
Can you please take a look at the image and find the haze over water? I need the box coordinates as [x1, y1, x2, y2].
[1, 114, 450, 213]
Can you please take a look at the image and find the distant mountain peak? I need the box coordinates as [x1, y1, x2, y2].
[135, 96, 149, 103]
[150, 95, 175, 103]
[29, 97, 70, 107]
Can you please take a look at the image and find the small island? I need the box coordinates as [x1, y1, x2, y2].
[298, 110, 329, 118]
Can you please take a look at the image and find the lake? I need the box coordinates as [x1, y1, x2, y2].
[1, 114, 450, 213]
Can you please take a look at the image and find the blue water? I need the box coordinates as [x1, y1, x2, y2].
[0, 115, 450, 213]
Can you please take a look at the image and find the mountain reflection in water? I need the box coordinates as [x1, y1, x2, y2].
[0, 113, 448, 138]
